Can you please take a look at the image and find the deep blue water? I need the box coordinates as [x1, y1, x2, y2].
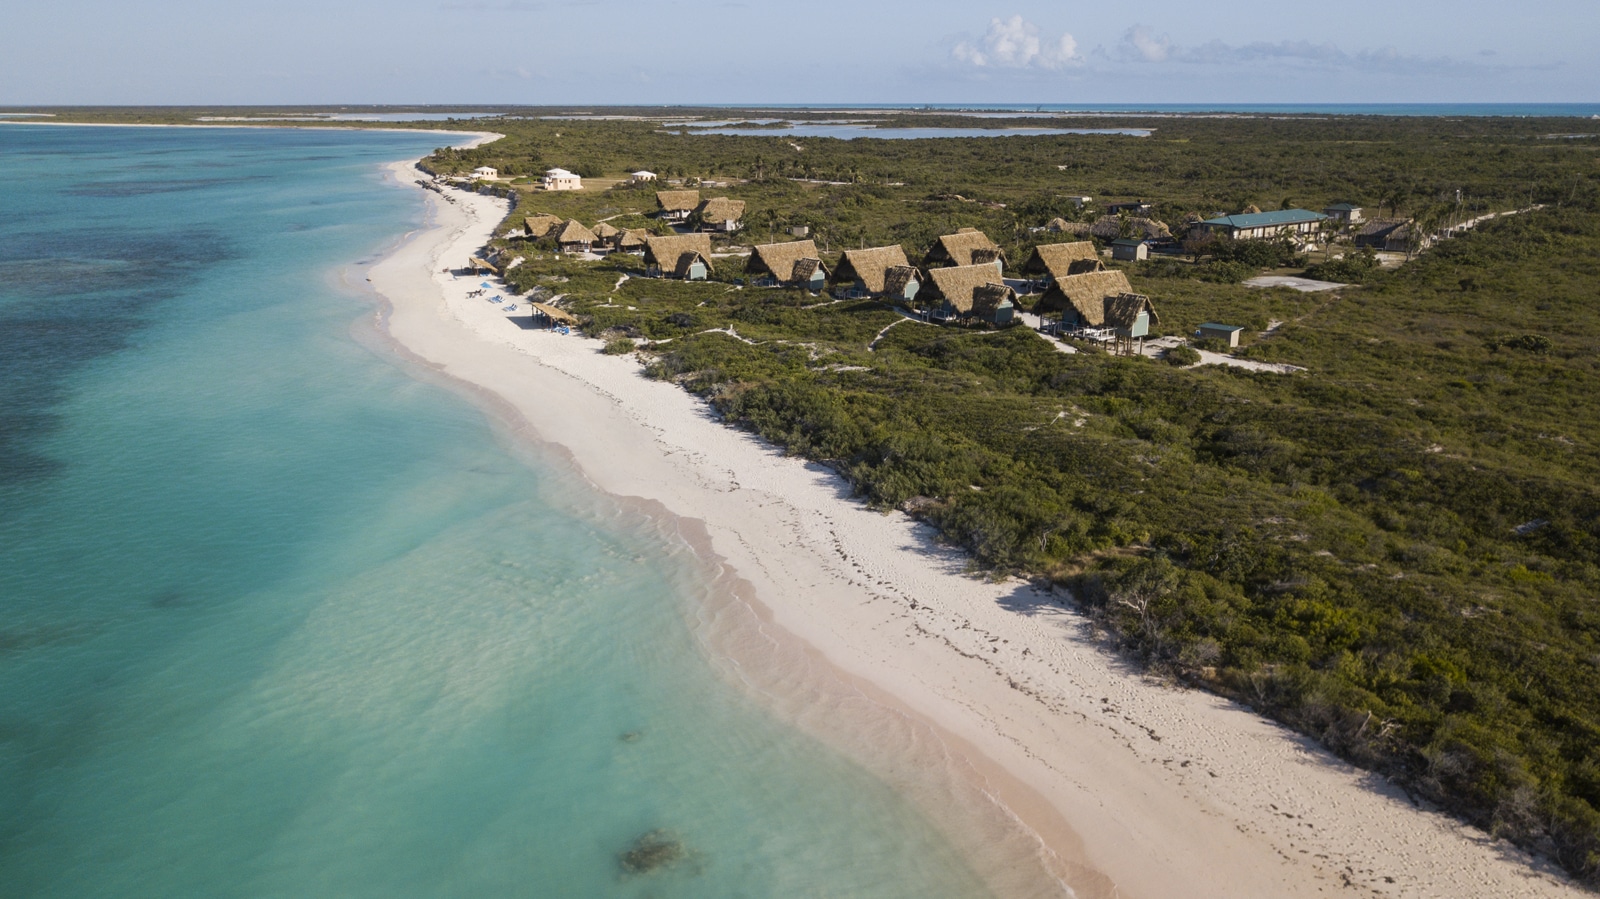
[0, 125, 996, 898]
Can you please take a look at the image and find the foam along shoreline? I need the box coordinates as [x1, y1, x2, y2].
[365, 160, 1585, 899]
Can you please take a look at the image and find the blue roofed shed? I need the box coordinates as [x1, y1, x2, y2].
[1197, 322, 1244, 347]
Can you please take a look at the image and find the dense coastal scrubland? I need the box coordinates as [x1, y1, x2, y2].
[411, 112, 1600, 887]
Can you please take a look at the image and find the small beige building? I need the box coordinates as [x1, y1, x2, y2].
[542, 168, 582, 191]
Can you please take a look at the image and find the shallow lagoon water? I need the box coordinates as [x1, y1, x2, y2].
[0, 124, 994, 898]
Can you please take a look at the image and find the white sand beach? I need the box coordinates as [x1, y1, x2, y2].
[364, 159, 1585, 899]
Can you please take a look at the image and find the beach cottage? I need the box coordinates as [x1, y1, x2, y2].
[542, 168, 583, 191]
[923, 229, 1005, 268]
[1044, 217, 1092, 235]
[523, 213, 563, 240]
[642, 233, 715, 280]
[656, 190, 700, 222]
[922, 262, 1015, 324]
[1104, 293, 1160, 355]
[694, 197, 745, 233]
[1034, 269, 1135, 330]
[1021, 241, 1100, 289]
[831, 245, 921, 301]
[746, 240, 828, 290]
[554, 219, 599, 254]
[615, 228, 652, 254]
[591, 221, 620, 249]
[471, 166, 498, 180]
[630, 170, 657, 183]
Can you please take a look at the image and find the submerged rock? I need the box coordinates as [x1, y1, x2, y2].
[619, 730, 643, 743]
[619, 829, 685, 875]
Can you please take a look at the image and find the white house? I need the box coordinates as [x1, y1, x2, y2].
[471, 166, 498, 180]
[630, 170, 657, 183]
[543, 168, 582, 191]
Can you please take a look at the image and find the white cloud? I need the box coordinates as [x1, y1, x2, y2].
[953, 15, 1080, 70]
[1116, 24, 1507, 77]
[1123, 25, 1170, 63]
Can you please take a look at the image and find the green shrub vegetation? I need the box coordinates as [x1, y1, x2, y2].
[398, 109, 1600, 886]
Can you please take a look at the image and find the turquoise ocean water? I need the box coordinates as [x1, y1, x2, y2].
[0, 126, 996, 897]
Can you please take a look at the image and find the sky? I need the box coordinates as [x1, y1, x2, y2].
[1, 0, 1595, 106]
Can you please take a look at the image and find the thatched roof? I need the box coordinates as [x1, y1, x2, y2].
[617, 228, 651, 250]
[529, 301, 578, 325]
[656, 190, 700, 213]
[643, 233, 716, 275]
[791, 257, 823, 283]
[1103, 293, 1160, 330]
[523, 213, 562, 239]
[673, 250, 714, 279]
[833, 245, 912, 293]
[696, 197, 745, 225]
[883, 265, 921, 297]
[1034, 269, 1134, 324]
[923, 262, 1009, 313]
[746, 239, 825, 282]
[972, 282, 1017, 318]
[1089, 215, 1171, 241]
[1068, 259, 1105, 275]
[925, 230, 1005, 268]
[1046, 218, 1092, 235]
[555, 219, 598, 246]
[1357, 218, 1412, 239]
[591, 222, 620, 239]
[1022, 241, 1099, 278]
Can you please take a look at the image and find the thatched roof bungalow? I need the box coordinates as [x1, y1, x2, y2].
[695, 197, 745, 232]
[523, 213, 563, 240]
[1045, 217, 1092, 235]
[1089, 215, 1171, 242]
[656, 190, 700, 221]
[616, 228, 652, 253]
[746, 240, 828, 290]
[554, 219, 599, 253]
[922, 262, 1015, 325]
[1034, 269, 1134, 327]
[1021, 241, 1099, 280]
[1104, 293, 1160, 338]
[1354, 218, 1418, 252]
[830, 245, 921, 300]
[923, 229, 1006, 269]
[643, 233, 716, 280]
[591, 222, 620, 242]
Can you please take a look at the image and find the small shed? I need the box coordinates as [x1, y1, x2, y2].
[471, 166, 498, 180]
[1197, 322, 1244, 347]
[630, 170, 657, 183]
[1110, 238, 1150, 261]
